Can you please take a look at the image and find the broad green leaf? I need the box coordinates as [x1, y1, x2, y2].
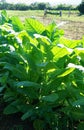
[43, 22, 63, 42]
[43, 22, 56, 41]
[0, 86, 5, 92]
[57, 90, 68, 100]
[74, 48, 84, 55]
[71, 109, 84, 120]
[74, 49, 84, 63]
[55, 55, 69, 68]
[4, 63, 27, 80]
[44, 77, 62, 94]
[45, 22, 56, 33]
[52, 46, 71, 60]
[25, 18, 45, 36]
[42, 93, 59, 102]
[21, 109, 33, 120]
[59, 37, 81, 48]
[0, 10, 8, 25]
[11, 16, 24, 31]
[3, 88, 17, 102]
[45, 62, 57, 72]
[4, 104, 19, 114]
[73, 99, 84, 106]
[14, 81, 41, 89]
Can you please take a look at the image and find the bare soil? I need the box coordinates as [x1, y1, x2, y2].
[38, 17, 84, 40]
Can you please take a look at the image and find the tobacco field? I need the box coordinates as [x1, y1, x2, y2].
[0, 10, 84, 130]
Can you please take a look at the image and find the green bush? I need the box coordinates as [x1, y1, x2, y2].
[0, 10, 84, 130]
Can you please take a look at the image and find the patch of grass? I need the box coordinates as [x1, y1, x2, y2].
[3, 10, 84, 22]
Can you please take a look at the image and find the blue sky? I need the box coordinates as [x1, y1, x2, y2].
[6, 0, 82, 5]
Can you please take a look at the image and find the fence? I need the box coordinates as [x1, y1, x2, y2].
[42, 10, 84, 40]
[44, 10, 79, 17]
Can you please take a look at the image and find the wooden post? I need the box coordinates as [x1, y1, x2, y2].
[44, 8, 47, 17]
[59, 10, 62, 17]
[68, 9, 71, 17]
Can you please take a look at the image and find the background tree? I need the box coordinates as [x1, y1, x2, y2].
[78, 0, 84, 14]
[37, 3, 46, 10]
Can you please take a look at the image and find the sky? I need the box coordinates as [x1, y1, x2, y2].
[6, 0, 82, 5]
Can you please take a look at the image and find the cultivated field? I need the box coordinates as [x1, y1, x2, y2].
[0, 10, 84, 130]
[2, 10, 84, 40]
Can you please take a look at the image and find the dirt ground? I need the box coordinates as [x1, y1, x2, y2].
[40, 17, 84, 40]
[59, 20, 84, 40]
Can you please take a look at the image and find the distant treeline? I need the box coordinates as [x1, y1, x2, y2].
[0, 2, 77, 10]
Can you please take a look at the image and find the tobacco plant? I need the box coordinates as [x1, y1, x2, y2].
[0, 10, 84, 130]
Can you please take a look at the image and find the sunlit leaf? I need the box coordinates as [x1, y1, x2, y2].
[25, 18, 45, 36]
[57, 68, 75, 77]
